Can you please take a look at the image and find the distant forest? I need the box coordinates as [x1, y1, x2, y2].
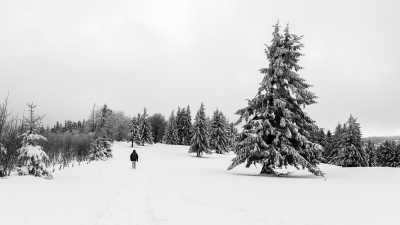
[362, 136, 400, 144]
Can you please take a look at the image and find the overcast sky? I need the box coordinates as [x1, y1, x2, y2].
[1, 0, 399, 137]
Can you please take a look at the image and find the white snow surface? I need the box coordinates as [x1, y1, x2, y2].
[1, 141, 400, 225]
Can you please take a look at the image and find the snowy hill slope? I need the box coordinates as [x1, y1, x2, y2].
[2, 141, 400, 225]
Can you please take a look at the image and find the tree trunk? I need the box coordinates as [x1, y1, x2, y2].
[131, 140, 133, 147]
[260, 163, 274, 174]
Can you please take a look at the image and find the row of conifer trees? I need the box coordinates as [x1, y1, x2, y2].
[127, 104, 239, 157]
[307, 114, 400, 168]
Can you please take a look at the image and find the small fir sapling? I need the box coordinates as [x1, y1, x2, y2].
[228, 22, 324, 176]
[17, 103, 52, 178]
[188, 103, 212, 157]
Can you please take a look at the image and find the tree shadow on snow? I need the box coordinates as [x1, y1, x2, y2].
[188, 155, 211, 159]
[229, 172, 322, 179]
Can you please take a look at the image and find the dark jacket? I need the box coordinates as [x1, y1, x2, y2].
[130, 151, 138, 161]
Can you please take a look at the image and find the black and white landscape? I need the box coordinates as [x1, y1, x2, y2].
[1, 1, 400, 225]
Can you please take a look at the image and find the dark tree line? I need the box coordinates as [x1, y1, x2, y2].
[308, 114, 400, 168]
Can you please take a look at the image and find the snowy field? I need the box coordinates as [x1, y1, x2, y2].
[1, 141, 400, 225]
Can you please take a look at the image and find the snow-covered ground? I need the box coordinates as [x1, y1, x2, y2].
[2, 141, 400, 225]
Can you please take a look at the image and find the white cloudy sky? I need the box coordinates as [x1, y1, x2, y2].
[0, 0, 399, 137]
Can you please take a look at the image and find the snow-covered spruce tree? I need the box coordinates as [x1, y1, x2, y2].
[228, 22, 324, 176]
[128, 116, 141, 147]
[365, 140, 377, 167]
[227, 122, 238, 151]
[17, 103, 52, 178]
[163, 110, 179, 144]
[148, 113, 167, 143]
[182, 105, 193, 145]
[138, 108, 153, 146]
[88, 104, 113, 161]
[205, 116, 212, 146]
[189, 103, 212, 157]
[325, 123, 345, 163]
[376, 141, 400, 167]
[329, 115, 367, 167]
[176, 107, 184, 145]
[323, 130, 333, 162]
[210, 109, 230, 154]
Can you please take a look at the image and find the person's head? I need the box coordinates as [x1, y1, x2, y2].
[133, 150, 136, 153]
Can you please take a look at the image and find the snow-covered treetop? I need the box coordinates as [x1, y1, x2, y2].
[17, 145, 48, 161]
[20, 131, 47, 147]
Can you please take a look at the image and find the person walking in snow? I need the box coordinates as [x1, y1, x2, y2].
[130, 150, 139, 169]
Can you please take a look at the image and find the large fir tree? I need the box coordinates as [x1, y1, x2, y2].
[329, 115, 367, 167]
[210, 110, 230, 154]
[189, 103, 212, 157]
[228, 22, 324, 176]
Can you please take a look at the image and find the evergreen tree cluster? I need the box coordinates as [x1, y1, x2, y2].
[163, 106, 192, 145]
[127, 108, 154, 146]
[318, 115, 400, 168]
[163, 110, 179, 145]
[327, 115, 367, 167]
[376, 141, 400, 167]
[161, 103, 237, 157]
[50, 120, 86, 133]
[148, 113, 167, 143]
